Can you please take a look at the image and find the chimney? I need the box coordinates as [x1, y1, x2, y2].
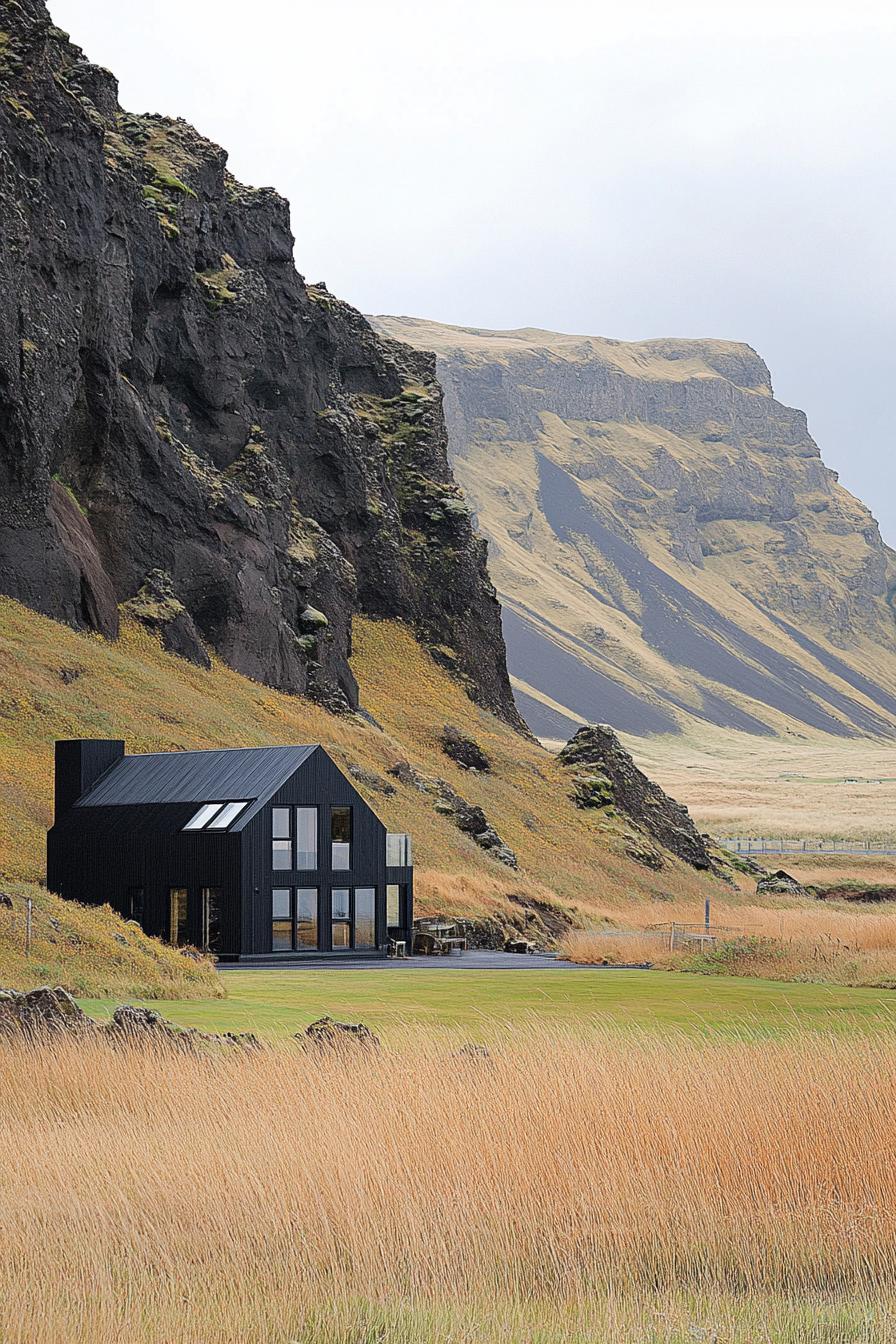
[54, 739, 125, 819]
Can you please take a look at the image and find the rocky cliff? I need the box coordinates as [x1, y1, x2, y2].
[373, 317, 896, 742]
[0, 2, 521, 726]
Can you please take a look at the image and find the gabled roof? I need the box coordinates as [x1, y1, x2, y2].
[77, 745, 318, 812]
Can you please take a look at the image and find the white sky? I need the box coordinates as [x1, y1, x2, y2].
[51, 0, 896, 543]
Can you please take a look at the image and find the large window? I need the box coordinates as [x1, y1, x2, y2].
[272, 807, 292, 869]
[272, 887, 292, 950]
[331, 808, 351, 870]
[296, 888, 318, 948]
[201, 887, 223, 952]
[331, 887, 351, 947]
[295, 808, 318, 870]
[354, 888, 376, 950]
[272, 887, 320, 951]
[168, 887, 188, 946]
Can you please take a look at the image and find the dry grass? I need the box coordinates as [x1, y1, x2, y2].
[0, 595, 717, 926]
[4, 1028, 896, 1342]
[561, 901, 896, 986]
[0, 881, 221, 999]
[626, 726, 896, 841]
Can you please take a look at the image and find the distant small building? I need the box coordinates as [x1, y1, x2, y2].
[47, 740, 413, 961]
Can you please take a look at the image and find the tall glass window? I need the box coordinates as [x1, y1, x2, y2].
[331, 887, 351, 948]
[296, 888, 319, 949]
[295, 807, 318, 869]
[168, 887, 188, 946]
[272, 887, 292, 950]
[331, 807, 351, 870]
[354, 888, 376, 950]
[201, 887, 223, 952]
[272, 807, 292, 869]
[386, 883, 401, 928]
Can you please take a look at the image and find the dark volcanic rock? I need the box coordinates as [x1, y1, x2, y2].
[301, 1016, 380, 1051]
[440, 723, 491, 771]
[122, 568, 210, 668]
[0, 1, 523, 727]
[434, 786, 518, 867]
[0, 985, 90, 1037]
[756, 869, 806, 897]
[558, 724, 713, 869]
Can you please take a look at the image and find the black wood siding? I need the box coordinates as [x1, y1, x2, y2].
[240, 747, 413, 956]
[47, 802, 243, 955]
[46, 744, 412, 961]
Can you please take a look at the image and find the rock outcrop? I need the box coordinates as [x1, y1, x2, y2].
[558, 724, 712, 870]
[387, 759, 517, 866]
[0, 2, 522, 727]
[755, 870, 806, 897]
[372, 317, 896, 741]
[440, 724, 491, 771]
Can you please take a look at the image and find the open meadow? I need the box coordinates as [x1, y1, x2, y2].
[623, 725, 896, 842]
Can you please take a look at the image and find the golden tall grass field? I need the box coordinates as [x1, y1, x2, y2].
[3, 1030, 896, 1343]
[561, 901, 896, 986]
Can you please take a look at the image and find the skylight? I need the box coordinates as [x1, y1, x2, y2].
[207, 801, 249, 829]
[182, 801, 249, 832]
[183, 803, 224, 830]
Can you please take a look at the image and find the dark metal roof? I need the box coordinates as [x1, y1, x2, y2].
[77, 745, 318, 809]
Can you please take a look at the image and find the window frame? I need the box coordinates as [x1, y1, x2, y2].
[272, 886, 293, 951]
[272, 806, 293, 870]
[295, 806, 318, 871]
[330, 806, 352, 871]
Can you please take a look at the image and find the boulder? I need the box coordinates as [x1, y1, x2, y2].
[123, 569, 211, 670]
[440, 724, 491, 772]
[0, 986, 91, 1038]
[756, 869, 806, 896]
[300, 1016, 380, 1051]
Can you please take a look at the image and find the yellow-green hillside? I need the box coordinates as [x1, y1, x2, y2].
[0, 596, 720, 932]
[0, 881, 221, 999]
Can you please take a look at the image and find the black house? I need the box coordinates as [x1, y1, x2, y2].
[47, 739, 413, 960]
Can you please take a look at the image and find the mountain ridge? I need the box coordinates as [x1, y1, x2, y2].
[372, 315, 896, 742]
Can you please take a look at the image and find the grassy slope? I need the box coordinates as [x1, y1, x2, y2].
[80, 965, 896, 1041]
[0, 880, 221, 998]
[0, 595, 718, 928]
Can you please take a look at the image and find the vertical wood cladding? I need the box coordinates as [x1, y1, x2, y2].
[47, 744, 413, 960]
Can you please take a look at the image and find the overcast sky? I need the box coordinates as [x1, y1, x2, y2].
[52, 0, 896, 543]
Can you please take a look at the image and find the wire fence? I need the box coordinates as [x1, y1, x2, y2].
[716, 837, 896, 856]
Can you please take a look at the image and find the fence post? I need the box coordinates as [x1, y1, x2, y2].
[24, 898, 32, 957]
[669, 922, 675, 954]
[705, 897, 710, 933]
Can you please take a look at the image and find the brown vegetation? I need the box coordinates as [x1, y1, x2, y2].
[0, 596, 717, 929]
[0, 881, 221, 999]
[3, 1028, 896, 1341]
[561, 901, 896, 986]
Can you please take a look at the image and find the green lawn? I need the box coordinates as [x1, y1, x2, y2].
[79, 967, 896, 1041]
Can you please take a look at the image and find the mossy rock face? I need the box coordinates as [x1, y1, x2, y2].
[123, 570, 210, 670]
[571, 773, 615, 809]
[0, 3, 524, 732]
